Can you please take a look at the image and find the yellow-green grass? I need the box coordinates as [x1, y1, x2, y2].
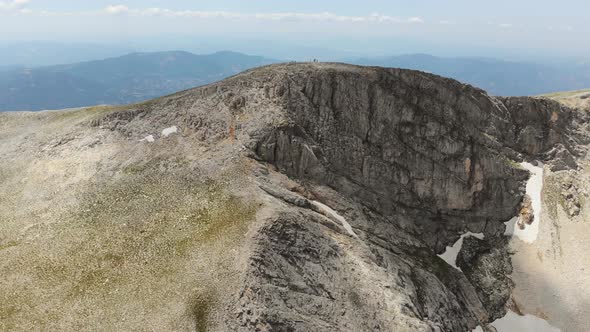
[0, 164, 258, 331]
[539, 88, 590, 100]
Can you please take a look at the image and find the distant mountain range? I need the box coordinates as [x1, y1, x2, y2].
[1, 51, 590, 111]
[351, 54, 590, 96]
[0, 42, 134, 67]
[0, 51, 278, 111]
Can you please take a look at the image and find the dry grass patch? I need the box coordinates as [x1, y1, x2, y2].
[0, 168, 258, 331]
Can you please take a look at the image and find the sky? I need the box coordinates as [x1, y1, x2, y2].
[0, 0, 589, 59]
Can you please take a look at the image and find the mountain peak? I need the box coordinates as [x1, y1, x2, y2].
[1, 61, 589, 331]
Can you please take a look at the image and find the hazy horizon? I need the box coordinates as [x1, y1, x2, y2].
[1, 39, 589, 68]
[1, 0, 589, 64]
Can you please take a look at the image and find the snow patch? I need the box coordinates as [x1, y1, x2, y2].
[438, 232, 484, 271]
[311, 201, 357, 238]
[504, 162, 544, 243]
[472, 310, 560, 332]
[140, 135, 155, 143]
[162, 126, 178, 137]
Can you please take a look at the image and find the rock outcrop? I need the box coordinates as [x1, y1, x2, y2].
[0, 63, 588, 331]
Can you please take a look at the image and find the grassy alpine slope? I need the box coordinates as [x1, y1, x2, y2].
[0, 105, 260, 331]
[541, 88, 590, 111]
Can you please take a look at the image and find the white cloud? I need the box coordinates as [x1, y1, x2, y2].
[4, 3, 425, 25]
[407, 17, 424, 23]
[105, 5, 129, 15]
[548, 25, 574, 32]
[100, 5, 424, 24]
[498, 23, 513, 28]
[0, 0, 30, 11]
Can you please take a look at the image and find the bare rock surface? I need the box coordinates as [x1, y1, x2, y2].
[0, 63, 589, 331]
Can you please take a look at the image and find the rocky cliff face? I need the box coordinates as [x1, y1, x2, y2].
[0, 63, 588, 331]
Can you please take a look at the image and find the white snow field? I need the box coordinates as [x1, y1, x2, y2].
[504, 162, 544, 243]
[140, 135, 155, 142]
[162, 126, 178, 137]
